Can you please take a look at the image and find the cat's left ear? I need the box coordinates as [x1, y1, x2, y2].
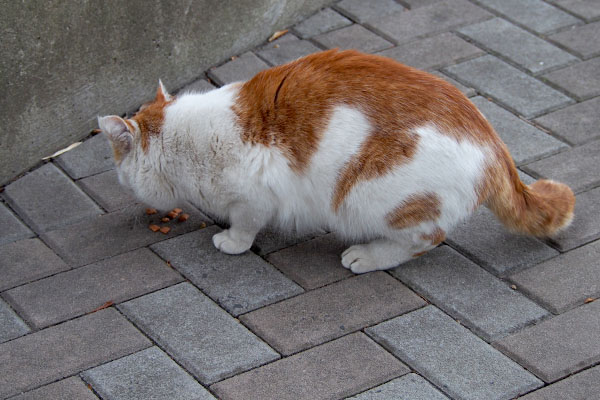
[98, 115, 133, 155]
[156, 79, 172, 102]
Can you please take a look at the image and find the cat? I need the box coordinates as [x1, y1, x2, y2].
[98, 49, 575, 274]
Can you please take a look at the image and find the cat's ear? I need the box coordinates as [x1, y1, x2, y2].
[156, 79, 172, 102]
[97, 115, 133, 154]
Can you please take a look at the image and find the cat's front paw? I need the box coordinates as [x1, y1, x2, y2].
[212, 230, 252, 255]
[341, 245, 378, 274]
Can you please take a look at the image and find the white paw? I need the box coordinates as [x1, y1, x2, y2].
[212, 230, 251, 255]
[341, 245, 378, 274]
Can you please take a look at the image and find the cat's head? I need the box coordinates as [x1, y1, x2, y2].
[98, 81, 178, 210]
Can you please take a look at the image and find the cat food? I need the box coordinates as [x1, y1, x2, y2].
[146, 208, 158, 215]
[173, 208, 183, 214]
[159, 226, 171, 234]
[167, 210, 179, 219]
[178, 213, 190, 222]
[149, 224, 160, 232]
[161, 217, 170, 222]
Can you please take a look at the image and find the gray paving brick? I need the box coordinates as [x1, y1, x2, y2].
[207, 52, 269, 86]
[522, 138, 600, 193]
[0, 308, 151, 399]
[4, 163, 103, 233]
[400, 0, 443, 8]
[336, 0, 405, 23]
[0, 238, 70, 291]
[313, 24, 393, 53]
[211, 332, 409, 400]
[471, 96, 568, 165]
[458, 18, 577, 74]
[509, 240, 600, 314]
[494, 300, 600, 383]
[366, 0, 491, 45]
[392, 246, 550, 341]
[519, 365, 600, 400]
[150, 225, 302, 316]
[266, 233, 352, 290]
[42, 205, 210, 266]
[548, 0, 600, 22]
[347, 373, 449, 400]
[252, 227, 323, 255]
[10, 377, 99, 400]
[447, 206, 559, 276]
[474, 0, 581, 34]
[547, 186, 600, 251]
[0, 298, 29, 344]
[4, 248, 182, 329]
[366, 306, 543, 400]
[55, 134, 115, 180]
[293, 8, 352, 39]
[377, 32, 484, 71]
[549, 21, 600, 59]
[77, 169, 137, 212]
[534, 96, 600, 145]
[178, 78, 215, 93]
[0, 202, 33, 246]
[431, 71, 477, 97]
[119, 283, 279, 385]
[444, 55, 574, 118]
[83, 347, 215, 400]
[518, 168, 537, 185]
[256, 35, 322, 66]
[542, 57, 600, 100]
[240, 272, 425, 355]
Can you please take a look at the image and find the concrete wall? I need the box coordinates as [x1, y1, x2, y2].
[0, 0, 332, 185]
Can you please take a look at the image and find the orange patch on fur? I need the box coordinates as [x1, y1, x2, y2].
[421, 227, 446, 246]
[132, 85, 173, 152]
[386, 192, 441, 229]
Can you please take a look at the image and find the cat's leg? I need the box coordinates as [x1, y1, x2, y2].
[341, 226, 445, 273]
[212, 202, 271, 255]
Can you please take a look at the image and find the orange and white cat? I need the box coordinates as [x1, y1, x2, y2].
[98, 49, 574, 273]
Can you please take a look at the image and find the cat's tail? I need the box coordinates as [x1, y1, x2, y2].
[484, 153, 575, 237]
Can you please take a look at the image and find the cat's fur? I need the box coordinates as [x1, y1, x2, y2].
[98, 49, 575, 273]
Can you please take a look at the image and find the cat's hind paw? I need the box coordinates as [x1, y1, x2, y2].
[212, 230, 252, 255]
[341, 245, 379, 274]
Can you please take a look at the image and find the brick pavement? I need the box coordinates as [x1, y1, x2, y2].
[1, 1, 599, 398]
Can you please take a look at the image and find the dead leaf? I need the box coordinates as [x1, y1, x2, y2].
[42, 142, 82, 160]
[585, 297, 595, 304]
[89, 300, 114, 313]
[268, 29, 288, 42]
[510, 284, 517, 290]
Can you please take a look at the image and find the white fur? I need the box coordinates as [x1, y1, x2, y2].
[105, 86, 490, 272]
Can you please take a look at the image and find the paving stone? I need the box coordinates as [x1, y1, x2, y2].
[542, 56, 600, 100]
[119, 283, 279, 385]
[41, 205, 210, 266]
[475, 0, 581, 34]
[377, 32, 484, 71]
[293, 8, 352, 39]
[458, 18, 577, 74]
[519, 365, 600, 400]
[392, 246, 550, 341]
[256, 35, 322, 66]
[366, 0, 491, 45]
[549, 21, 600, 59]
[83, 347, 215, 400]
[472, 96, 568, 165]
[10, 377, 99, 400]
[0, 202, 33, 246]
[266, 233, 352, 290]
[178, 77, 215, 93]
[400, 0, 443, 8]
[0, 298, 30, 344]
[336, 0, 405, 23]
[0, 308, 151, 399]
[77, 169, 137, 212]
[447, 207, 559, 276]
[210, 332, 409, 400]
[252, 227, 323, 255]
[4, 248, 182, 329]
[313, 24, 393, 53]
[55, 134, 115, 180]
[207, 52, 269, 86]
[150, 225, 302, 315]
[547, 187, 600, 251]
[494, 300, 600, 383]
[366, 306, 543, 400]
[534, 96, 600, 145]
[0, 238, 70, 291]
[4, 163, 103, 233]
[347, 373, 449, 400]
[548, 0, 600, 22]
[444, 55, 574, 118]
[509, 240, 600, 314]
[518, 168, 537, 185]
[431, 71, 476, 97]
[240, 272, 425, 355]
[522, 138, 600, 193]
